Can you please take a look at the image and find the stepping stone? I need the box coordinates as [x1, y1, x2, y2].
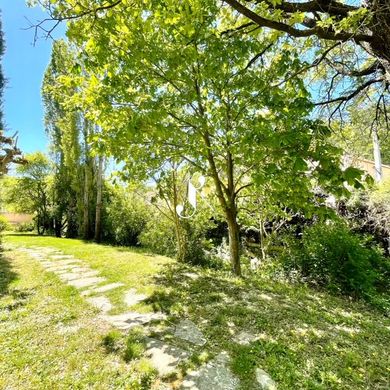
[81, 282, 124, 296]
[124, 288, 147, 306]
[59, 271, 100, 281]
[86, 296, 112, 313]
[102, 311, 166, 330]
[182, 272, 199, 280]
[45, 264, 77, 272]
[255, 368, 277, 390]
[67, 267, 93, 273]
[50, 254, 75, 260]
[45, 260, 81, 267]
[174, 320, 206, 346]
[41, 262, 55, 267]
[145, 337, 190, 376]
[29, 253, 45, 259]
[68, 276, 106, 289]
[181, 352, 239, 390]
[233, 331, 259, 346]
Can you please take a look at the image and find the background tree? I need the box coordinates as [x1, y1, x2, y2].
[6, 152, 52, 235]
[42, 39, 98, 238]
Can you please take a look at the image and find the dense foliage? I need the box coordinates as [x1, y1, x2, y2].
[279, 221, 389, 301]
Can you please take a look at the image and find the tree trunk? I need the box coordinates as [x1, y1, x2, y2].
[171, 168, 188, 261]
[94, 155, 103, 243]
[54, 215, 62, 237]
[367, 0, 390, 82]
[372, 126, 383, 182]
[226, 209, 241, 276]
[82, 164, 90, 239]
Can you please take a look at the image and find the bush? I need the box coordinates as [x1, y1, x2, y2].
[279, 220, 389, 299]
[342, 180, 390, 256]
[0, 216, 9, 233]
[103, 188, 151, 246]
[15, 221, 35, 232]
[139, 217, 177, 257]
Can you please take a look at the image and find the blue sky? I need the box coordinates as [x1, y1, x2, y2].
[1, 0, 64, 153]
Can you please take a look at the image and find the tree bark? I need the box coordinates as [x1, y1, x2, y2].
[172, 168, 187, 262]
[226, 208, 241, 276]
[82, 163, 90, 239]
[372, 125, 383, 182]
[94, 155, 103, 242]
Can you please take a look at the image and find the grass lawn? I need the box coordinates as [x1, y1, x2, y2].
[1, 233, 390, 389]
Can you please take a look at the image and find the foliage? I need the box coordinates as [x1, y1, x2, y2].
[47, 0, 365, 275]
[14, 221, 35, 233]
[103, 185, 151, 246]
[139, 216, 177, 258]
[342, 180, 390, 256]
[279, 220, 389, 301]
[123, 327, 146, 362]
[5, 152, 52, 235]
[331, 102, 390, 165]
[42, 39, 99, 239]
[0, 215, 9, 233]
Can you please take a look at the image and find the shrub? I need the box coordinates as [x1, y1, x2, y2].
[342, 180, 390, 256]
[279, 220, 389, 299]
[103, 188, 151, 246]
[0, 216, 9, 233]
[139, 217, 177, 257]
[15, 221, 35, 232]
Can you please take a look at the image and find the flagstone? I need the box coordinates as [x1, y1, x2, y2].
[86, 296, 112, 313]
[59, 270, 100, 281]
[124, 288, 147, 306]
[67, 276, 106, 289]
[81, 282, 125, 296]
[102, 311, 166, 330]
[145, 337, 190, 376]
[174, 319, 206, 346]
[181, 352, 239, 390]
[50, 254, 75, 260]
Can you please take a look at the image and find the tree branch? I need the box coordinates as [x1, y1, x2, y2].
[224, 0, 374, 43]
[315, 78, 384, 105]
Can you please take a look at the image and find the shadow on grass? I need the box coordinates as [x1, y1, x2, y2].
[0, 252, 18, 296]
[0, 250, 33, 312]
[4, 233, 40, 238]
[144, 263, 390, 389]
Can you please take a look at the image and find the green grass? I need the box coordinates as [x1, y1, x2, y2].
[4, 232, 172, 315]
[2, 233, 390, 389]
[0, 244, 158, 389]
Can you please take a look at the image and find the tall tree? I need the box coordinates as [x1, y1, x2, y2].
[42, 39, 94, 238]
[53, 1, 361, 275]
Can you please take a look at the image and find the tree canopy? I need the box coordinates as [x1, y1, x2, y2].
[41, 0, 364, 274]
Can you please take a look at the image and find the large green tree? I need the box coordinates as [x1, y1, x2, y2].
[51, 1, 361, 275]
[30, 1, 390, 124]
[42, 39, 98, 238]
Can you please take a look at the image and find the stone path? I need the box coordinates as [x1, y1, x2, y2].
[181, 352, 239, 390]
[15, 245, 276, 389]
